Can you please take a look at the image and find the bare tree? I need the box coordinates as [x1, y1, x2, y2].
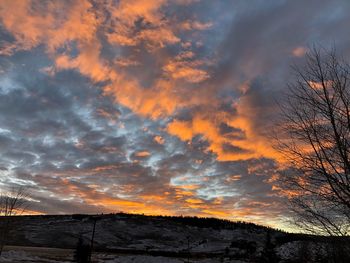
[0, 187, 29, 255]
[276, 47, 350, 236]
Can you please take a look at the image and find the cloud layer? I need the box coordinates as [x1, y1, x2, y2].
[0, 0, 350, 229]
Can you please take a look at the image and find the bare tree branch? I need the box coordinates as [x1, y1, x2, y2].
[276, 47, 350, 236]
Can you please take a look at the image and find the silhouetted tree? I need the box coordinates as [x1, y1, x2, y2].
[259, 230, 279, 263]
[74, 236, 90, 263]
[276, 47, 350, 236]
[0, 187, 29, 255]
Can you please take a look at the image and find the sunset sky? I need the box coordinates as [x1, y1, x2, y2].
[0, 0, 350, 230]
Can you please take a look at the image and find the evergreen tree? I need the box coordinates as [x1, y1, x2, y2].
[259, 230, 279, 263]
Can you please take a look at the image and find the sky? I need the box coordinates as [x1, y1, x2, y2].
[0, 0, 350, 230]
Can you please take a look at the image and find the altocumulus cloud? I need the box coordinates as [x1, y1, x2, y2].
[0, 0, 350, 229]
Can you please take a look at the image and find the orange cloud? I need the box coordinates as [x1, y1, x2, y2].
[228, 95, 282, 161]
[178, 184, 200, 190]
[104, 77, 195, 119]
[163, 51, 210, 83]
[55, 39, 118, 83]
[163, 59, 209, 83]
[0, 0, 99, 54]
[186, 198, 204, 204]
[134, 151, 151, 157]
[180, 20, 213, 31]
[167, 113, 272, 161]
[106, 0, 180, 50]
[154, 135, 165, 144]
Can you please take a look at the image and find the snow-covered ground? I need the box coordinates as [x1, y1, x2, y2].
[1, 214, 348, 262]
[1, 246, 73, 263]
[1, 247, 248, 263]
[1, 214, 270, 255]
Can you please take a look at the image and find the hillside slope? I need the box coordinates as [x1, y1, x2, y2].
[1, 213, 349, 262]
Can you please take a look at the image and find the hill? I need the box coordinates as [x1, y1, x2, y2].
[0, 213, 349, 262]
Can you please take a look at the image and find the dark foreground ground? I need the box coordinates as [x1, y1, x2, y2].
[0, 213, 349, 262]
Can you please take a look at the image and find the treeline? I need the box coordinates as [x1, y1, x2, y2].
[138, 214, 282, 232]
[19, 212, 286, 233]
[76, 212, 286, 233]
